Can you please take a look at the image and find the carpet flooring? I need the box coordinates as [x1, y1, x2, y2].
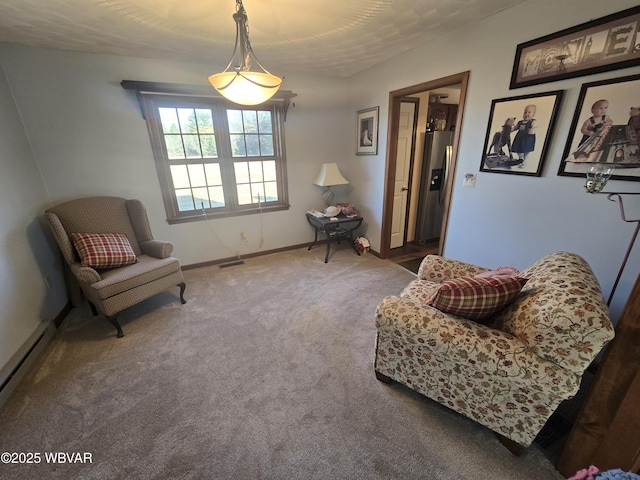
[0, 247, 565, 479]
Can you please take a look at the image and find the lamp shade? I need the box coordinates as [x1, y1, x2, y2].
[208, 71, 282, 106]
[564, 124, 639, 193]
[313, 163, 349, 187]
[564, 124, 639, 165]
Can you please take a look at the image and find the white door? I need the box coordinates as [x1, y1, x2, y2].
[390, 101, 416, 249]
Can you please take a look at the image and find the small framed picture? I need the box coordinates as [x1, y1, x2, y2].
[356, 106, 379, 155]
[558, 73, 640, 181]
[480, 90, 564, 176]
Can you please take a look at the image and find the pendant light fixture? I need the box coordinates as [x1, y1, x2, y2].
[209, 0, 282, 106]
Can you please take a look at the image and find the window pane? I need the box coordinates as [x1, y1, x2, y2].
[264, 181, 278, 202]
[263, 161, 276, 181]
[251, 183, 265, 204]
[242, 111, 258, 133]
[192, 187, 210, 209]
[227, 110, 243, 133]
[175, 189, 195, 211]
[257, 111, 272, 133]
[230, 134, 246, 157]
[259, 135, 274, 156]
[164, 135, 185, 159]
[183, 135, 202, 158]
[200, 135, 217, 157]
[205, 163, 222, 185]
[234, 162, 249, 183]
[249, 162, 263, 182]
[178, 108, 197, 133]
[209, 186, 225, 207]
[236, 184, 252, 205]
[159, 108, 180, 133]
[170, 165, 190, 189]
[195, 109, 214, 134]
[188, 164, 207, 187]
[246, 135, 260, 156]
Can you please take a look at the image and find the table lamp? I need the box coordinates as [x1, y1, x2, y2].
[313, 163, 349, 207]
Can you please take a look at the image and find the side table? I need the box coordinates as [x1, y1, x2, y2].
[306, 213, 364, 263]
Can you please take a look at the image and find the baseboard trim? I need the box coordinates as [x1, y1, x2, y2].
[182, 242, 312, 270]
[0, 301, 71, 409]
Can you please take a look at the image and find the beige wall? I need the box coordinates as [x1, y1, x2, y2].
[0, 67, 65, 372]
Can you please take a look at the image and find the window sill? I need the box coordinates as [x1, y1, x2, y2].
[166, 203, 290, 224]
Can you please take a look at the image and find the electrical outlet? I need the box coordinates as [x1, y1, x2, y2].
[240, 231, 248, 244]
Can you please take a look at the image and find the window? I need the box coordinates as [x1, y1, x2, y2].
[129, 83, 290, 224]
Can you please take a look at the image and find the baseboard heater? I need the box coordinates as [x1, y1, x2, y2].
[0, 321, 56, 408]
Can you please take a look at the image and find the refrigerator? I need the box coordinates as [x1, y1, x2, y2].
[415, 130, 453, 244]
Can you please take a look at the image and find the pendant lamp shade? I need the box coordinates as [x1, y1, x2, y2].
[209, 0, 282, 106]
[209, 71, 282, 106]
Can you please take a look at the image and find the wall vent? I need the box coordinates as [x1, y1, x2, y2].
[219, 260, 245, 268]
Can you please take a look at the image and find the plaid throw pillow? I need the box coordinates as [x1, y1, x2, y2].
[70, 233, 137, 269]
[427, 276, 528, 321]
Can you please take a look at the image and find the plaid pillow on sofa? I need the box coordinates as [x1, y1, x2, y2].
[427, 276, 528, 321]
[70, 232, 138, 269]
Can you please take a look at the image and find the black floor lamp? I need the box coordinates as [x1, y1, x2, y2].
[564, 124, 640, 306]
[603, 192, 640, 306]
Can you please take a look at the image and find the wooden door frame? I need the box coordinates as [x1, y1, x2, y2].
[379, 71, 470, 259]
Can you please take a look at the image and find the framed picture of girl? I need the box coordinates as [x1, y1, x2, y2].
[558, 73, 640, 181]
[480, 90, 564, 176]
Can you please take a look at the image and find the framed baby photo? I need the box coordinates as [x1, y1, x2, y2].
[558, 73, 640, 181]
[480, 90, 564, 177]
[356, 106, 379, 155]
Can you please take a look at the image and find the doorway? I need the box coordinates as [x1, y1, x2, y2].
[380, 71, 470, 259]
[389, 98, 419, 250]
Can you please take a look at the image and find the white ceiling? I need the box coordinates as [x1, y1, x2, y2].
[0, 0, 525, 77]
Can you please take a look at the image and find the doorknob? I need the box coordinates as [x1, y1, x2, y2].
[401, 186, 408, 191]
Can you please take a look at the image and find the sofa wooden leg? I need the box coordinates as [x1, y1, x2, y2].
[497, 434, 524, 456]
[178, 282, 187, 304]
[106, 315, 124, 338]
[375, 370, 393, 384]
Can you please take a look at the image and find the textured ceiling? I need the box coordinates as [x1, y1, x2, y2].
[0, 0, 525, 77]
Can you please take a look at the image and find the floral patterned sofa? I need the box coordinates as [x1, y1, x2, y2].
[374, 252, 615, 448]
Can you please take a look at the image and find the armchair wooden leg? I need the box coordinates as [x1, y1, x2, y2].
[105, 314, 124, 338]
[497, 434, 524, 456]
[178, 282, 187, 304]
[375, 370, 393, 384]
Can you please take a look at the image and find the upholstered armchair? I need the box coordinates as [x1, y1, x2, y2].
[375, 252, 614, 451]
[45, 196, 186, 338]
